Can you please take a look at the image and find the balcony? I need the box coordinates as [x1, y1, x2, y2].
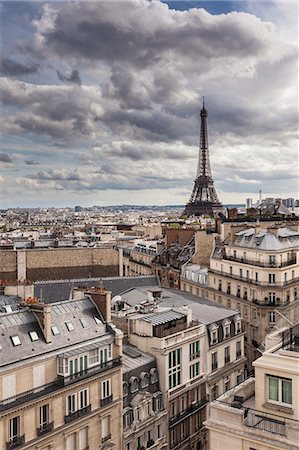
[222, 253, 297, 269]
[0, 357, 121, 413]
[37, 421, 54, 436]
[6, 436, 25, 450]
[210, 268, 298, 288]
[169, 396, 208, 427]
[100, 395, 113, 407]
[65, 404, 91, 424]
[63, 357, 122, 386]
[102, 434, 111, 443]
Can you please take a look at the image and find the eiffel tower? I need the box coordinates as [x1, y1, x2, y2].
[183, 100, 224, 217]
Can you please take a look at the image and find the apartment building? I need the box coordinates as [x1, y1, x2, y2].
[121, 241, 158, 277]
[113, 286, 246, 450]
[205, 324, 299, 450]
[208, 223, 299, 367]
[122, 344, 167, 450]
[0, 289, 123, 450]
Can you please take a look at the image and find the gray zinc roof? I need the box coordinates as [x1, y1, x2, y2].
[122, 344, 155, 373]
[34, 275, 158, 303]
[0, 297, 109, 368]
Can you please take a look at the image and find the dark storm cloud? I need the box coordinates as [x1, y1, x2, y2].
[0, 57, 39, 76]
[32, 169, 81, 181]
[57, 69, 81, 85]
[0, 153, 13, 163]
[33, 2, 276, 73]
[25, 159, 39, 165]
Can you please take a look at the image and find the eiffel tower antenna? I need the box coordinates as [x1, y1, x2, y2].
[182, 100, 224, 217]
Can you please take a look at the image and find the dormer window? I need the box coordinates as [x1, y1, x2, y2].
[223, 319, 231, 339]
[140, 372, 149, 388]
[150, 368, 158, 384]
[123, 382, 128, 397]
[130, 377, 139, 393]
[210, 324, 218, 345]
[235, 317, 242, 334]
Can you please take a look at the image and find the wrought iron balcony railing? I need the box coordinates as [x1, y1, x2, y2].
[6, 435, 25, 450]
[65, 405, 91, 424]
[169, 396, 208, 427]
[100, 395, 113, 407]
[0, 357, 121, 412]
[37, 421, 54, 436]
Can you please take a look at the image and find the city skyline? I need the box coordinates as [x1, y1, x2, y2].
[0, 0, 298, 208]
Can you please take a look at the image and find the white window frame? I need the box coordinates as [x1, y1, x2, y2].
[66, 393, 76, 415]
[267, 376, 292, 406]
[168, 349, 181, 389]
[101, 379, 111, 399]
[78, 388, 89, 410]
[89, 348, 99, 365]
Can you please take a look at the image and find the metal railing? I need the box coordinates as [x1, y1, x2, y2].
[245, 408, 286, 436]
[6, 435, 25, 450]
[65, 404, 91, 424]
[169, 396, 208, 427]
[100, 395, 113, 407]
[0, 358, 121, 412]
[222, 254, 297, 268]
[282, 324, 299, 352]
[37, 421, 54, 436]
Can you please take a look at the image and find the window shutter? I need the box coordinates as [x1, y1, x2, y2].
[3, 374, 16, 400]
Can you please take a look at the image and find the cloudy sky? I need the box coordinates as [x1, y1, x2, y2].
[0, 0, 298, 208]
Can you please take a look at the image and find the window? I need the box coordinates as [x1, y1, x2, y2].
[79, 388, 88, 409]
[237, 372, 243, 385]
[224, 324, 230, 338]
[268, 292, 276, 304]
[101, 416, 110, 441]
[94, 316, 102, 324]
[239, 268, 243, 278]
[227, 282, 231, 294]
[157, 424, 161, 439]
[124, 410, 133, 428]
[269, 311, 276, 324]
[65, 321, 75, 331]
[268, 376, 292, 405]
[153, 394, 162, 412]
[236, 341, 241, 358]
[269, 273, 276, 284]
[123, 382, 128, 397]
[168, 349, 181, 389]
[150, 368, 158, 384]
[140, 373, 149, 388]
[255, 272, 258, 282]
[211, 385, 218, 401]
[80, 318, 89, 328]
[269, 255, 276, 265]
[126, 443, 132, 450]
[224, 378, 230, 392]
[66, 433, 76, 450]
[102, 379, 111, 399]
[189, 341, 200, 360]
[189, 362, 200, 379]
[9, 416, 20, 444]
[39, 404, 49, 429]
[79, 427, 88, 450]
[211, 352, 217, 371]
[10, 336, 21, 347]
[253, 309, 257, 320]
[227, 299, 231, 308]
[224, 346, 230, 364]
[236, 285, 241, 298]
[66, 393, 76, 415]
[51, 325, 59, 335]
[130, 377, 138, 393]
[243, 306, 248, 318]
[29, 331, 39, 341]
[235, 318, 241, 334]
[229, 266, 232, 275]
[89, 348, 99, 365]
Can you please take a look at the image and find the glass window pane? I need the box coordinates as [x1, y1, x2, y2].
[268, 377, 278, 401]
[282, 380, 292, 404]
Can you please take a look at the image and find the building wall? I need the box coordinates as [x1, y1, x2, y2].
[192, 231, 214, 267]
[0, 248, 119, 282]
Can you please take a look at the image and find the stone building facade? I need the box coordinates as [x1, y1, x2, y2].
[0, 289, 123, 450]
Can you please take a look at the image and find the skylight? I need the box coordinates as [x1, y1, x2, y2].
[51, 325, 60, 336]
[80, 318, 89, 328]
[94, 316, 102, 324]
[29, 331, 39, 341]
[4, 305, 12, 313]
[66, 321, 75, 331]
[11, 335, 21, 346]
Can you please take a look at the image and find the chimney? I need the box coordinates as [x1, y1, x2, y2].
[22, 303, 52, 343]
[87, 287, 112, 323]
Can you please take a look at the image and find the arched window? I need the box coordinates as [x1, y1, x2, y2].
[130, 376, 139, 393]
[140, 372, 149, 388]
[150, 368, 158, 384]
